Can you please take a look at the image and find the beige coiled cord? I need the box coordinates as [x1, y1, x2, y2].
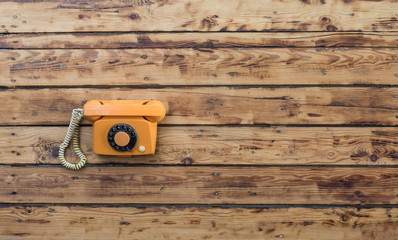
[59, 108, 87, 170]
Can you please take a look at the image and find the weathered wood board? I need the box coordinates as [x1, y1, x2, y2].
[1, 0, 398, 32]
[1, 87, 398, 125]
[1, 166, 398, 204]
[0, 206, 396, 239]
[2, 48, 398, 86]
[1, 126, 398, 166]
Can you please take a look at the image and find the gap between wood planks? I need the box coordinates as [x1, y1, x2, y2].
[3, 85, 398, 89]
[2, 164, 398, 168]
[1, 202, 398, 208]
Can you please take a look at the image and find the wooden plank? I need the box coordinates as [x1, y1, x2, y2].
[2, 32, 398, 49]
[2, 126, 398, 166]
[0, 0, 398, 33]
[1, 87, 398, 126]
[0, 205, 397, 239]
[2, 48, 398, 87]
[2, 166, 398, 204]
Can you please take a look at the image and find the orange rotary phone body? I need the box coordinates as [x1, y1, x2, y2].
[83, 100, 166, 156]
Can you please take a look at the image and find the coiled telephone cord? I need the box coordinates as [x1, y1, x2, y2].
[59, 108, 87, 170]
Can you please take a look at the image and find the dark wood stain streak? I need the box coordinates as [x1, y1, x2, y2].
[10, 233, 32, 236]
[16, 219, 50, 224]
[1, 33, 398, 49]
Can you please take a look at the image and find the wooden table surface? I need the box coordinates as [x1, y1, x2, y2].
[1, 0, 398, 239]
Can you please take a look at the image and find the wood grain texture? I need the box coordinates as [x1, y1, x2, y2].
[2, 126, 398, 166]
[0, 205, 397, 239]
[1, 0, 398, 32]
[2, 87, 398, 125]
[1, 0, 398, 238]
[2, 166, 398, 204]
[2, 32, 398, 49]
[2, 48, 398, 86]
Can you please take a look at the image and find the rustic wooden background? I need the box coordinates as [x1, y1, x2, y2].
[1, 0, 398, 239]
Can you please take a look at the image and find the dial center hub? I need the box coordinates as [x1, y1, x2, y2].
[114, 132, 130, 146]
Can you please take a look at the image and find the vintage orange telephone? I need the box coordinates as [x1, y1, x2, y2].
[59, 100, 166, 170]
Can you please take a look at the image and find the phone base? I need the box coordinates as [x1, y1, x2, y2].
[92, 116, 157, 156]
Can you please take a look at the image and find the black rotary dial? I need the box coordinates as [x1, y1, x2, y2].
[107, 123, 137, 152]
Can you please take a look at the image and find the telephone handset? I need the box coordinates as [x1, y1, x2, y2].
[59, 100, 166, 170]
